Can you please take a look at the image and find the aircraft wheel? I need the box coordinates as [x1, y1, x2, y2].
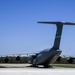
[33, 64, 37, 67]
[30, 64, 38, 67]
[44, 65, 51, 68]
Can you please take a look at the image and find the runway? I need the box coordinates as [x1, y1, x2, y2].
[0, 64, 75, 75]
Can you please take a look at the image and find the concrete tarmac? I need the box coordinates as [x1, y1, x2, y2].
[0, 64, 75, 75]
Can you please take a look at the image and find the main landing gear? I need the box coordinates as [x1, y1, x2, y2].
[44, 64, 52, 68]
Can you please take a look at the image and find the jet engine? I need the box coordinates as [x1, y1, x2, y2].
[67, 57, 74, 63]
[16, 56, 20, 61]
[4, 57, 9, 63]
[28, 55, 36, 64]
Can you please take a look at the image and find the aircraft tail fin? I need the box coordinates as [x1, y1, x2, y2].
[38, 21, 75, 49]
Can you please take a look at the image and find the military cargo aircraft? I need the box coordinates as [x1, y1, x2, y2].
[1, 21, 75, 68]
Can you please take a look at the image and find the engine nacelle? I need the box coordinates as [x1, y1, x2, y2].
[28, 55, 36, 64]
[16, 56, 20, 61]
[67, 57, 74, 63]
[4, 57, 9, 63]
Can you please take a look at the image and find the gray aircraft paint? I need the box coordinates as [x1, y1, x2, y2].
[28, 21, 75, 67]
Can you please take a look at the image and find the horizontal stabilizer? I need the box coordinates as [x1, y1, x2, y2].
[38, 21, 75, 25]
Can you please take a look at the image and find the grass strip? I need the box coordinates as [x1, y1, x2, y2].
[51, 64, 75, 68]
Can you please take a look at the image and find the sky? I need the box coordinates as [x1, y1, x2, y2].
[0, 0, 75, 56]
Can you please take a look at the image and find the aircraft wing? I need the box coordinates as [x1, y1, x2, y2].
[0, 52, 38, 57]
[0, 52, 39, 63]
[56, 55, 75, 64]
